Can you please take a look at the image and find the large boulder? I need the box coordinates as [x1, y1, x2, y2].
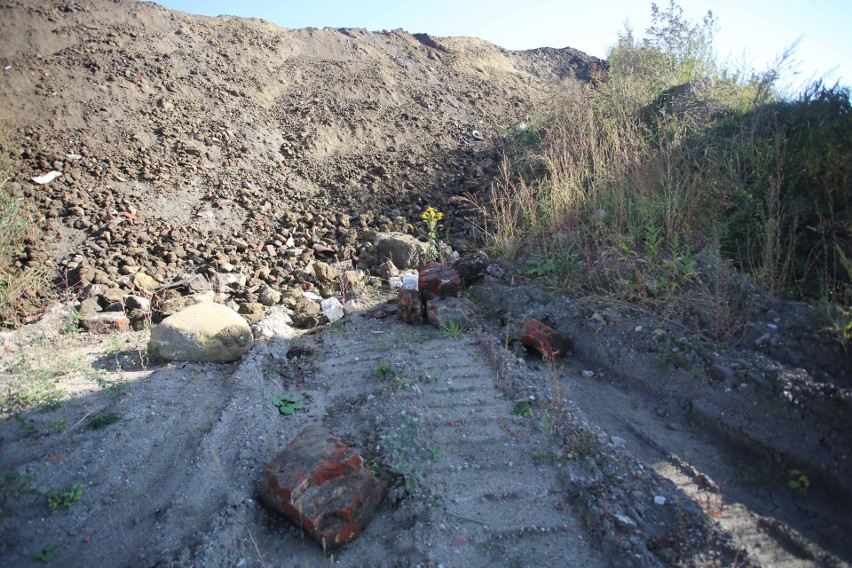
[148, 302, 253, 362]
[375, 232, 430, 270]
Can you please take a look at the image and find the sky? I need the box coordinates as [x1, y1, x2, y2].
[153, 0, 851, 90]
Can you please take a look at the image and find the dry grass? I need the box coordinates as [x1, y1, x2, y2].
[0, 116, 45, 327]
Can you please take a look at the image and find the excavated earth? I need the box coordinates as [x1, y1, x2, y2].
[0, 1, 850, 567]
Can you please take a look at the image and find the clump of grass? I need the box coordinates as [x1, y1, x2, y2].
[440, 321, 463, 339]
[88, 412, 121, 429]
[1, 355, 66, 416]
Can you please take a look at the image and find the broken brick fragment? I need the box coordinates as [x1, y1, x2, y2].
[418, 263, 461, 301]
[397, 288, 426, 324]
[257, 426, 386, 549]
[510, 319, 570, 359]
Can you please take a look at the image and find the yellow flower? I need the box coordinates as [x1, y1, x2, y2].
[421, 206, 443, 229]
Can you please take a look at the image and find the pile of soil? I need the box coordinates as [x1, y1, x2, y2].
[1, 1, 850, 567]
[0, 0, 598, 319]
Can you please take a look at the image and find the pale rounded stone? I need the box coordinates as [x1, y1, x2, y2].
[148, 302, 253, 362]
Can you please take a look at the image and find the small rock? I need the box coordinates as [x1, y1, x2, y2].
[321, 297, 345, 322]
[124, 295, 151, 311]
[257, 426, 385, 549]
[253, 307, 296, 340]
[708, 363, 735, 381]
[614, 514, 636, 529]
[581, 370, 595, 378]
[486, 263, 504, 278]
[78, 297, 102, 316]
[132, 272, 159, 292]
[238, 302, 265, 325]
[80, 312, 130, 334]
[313, 261, 339, 283]
[258, 286, 282, 306]
[453, 252, 488, 287]
[375, 232, 430, 270]
[376, 260, 400, 281]
[654, 496, 666, 506]
[401, 273, 419, 290]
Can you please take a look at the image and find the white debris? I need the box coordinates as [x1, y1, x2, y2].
[401, 273, 419, 290]
[321, 297, 344, 322]
[654, 495, 666, 506]
[32, 171, 62, 184]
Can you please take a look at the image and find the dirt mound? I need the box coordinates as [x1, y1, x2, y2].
[0, 0, 598, 317]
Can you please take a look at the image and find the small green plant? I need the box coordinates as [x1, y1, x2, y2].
[45, 481, 84, 513]
[380, 416, 432, 491]
[539, 409, 554, 441]
[60, 308, 82, 334]
[787, 469, 811, 493]
[421, 206, 444, 262]
[89, 412, 121, 429]
[823, 306, 852, 350]
[0, 469, 37, 498]
[13, 413, 38, 435]
[395, 376, 411, 390]
[511, 401, 534, 417]
[427, 442, 441, 460]
[374, 360, 393, 380]
[270, 393, 304, 416]
[51, 418, 67, 432]
[33, 545, 54, 563]
[517, 258, 557, 277]
[1, 356, 66, 416]
[441, 321, 463, 339]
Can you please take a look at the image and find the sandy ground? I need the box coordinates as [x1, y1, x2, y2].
[2, 287, 849, 567]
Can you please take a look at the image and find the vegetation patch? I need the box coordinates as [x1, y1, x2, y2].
[465, 1, 850, 338]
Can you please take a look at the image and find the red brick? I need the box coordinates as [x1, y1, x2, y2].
[257, 426, 386, 549]
[418, 263, 461, 301]
[511, 319, 570, 359]
[397, 288, 426, 324]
